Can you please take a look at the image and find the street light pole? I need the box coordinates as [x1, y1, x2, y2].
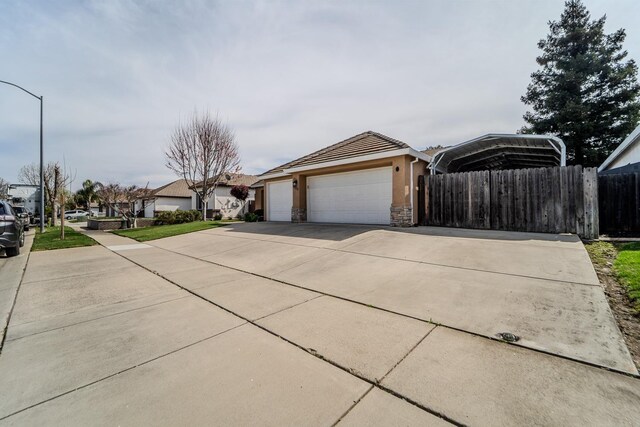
[0, 80, 45, 233]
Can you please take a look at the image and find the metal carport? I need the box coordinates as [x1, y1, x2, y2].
[429, 134, 566, 173]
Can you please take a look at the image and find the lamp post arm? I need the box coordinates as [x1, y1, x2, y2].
[0, 80, 42, 100]
[0, 79, 45, 232]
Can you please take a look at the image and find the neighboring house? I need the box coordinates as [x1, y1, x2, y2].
[255, 131, 566, 227]
[7, 184, 41, 213]
[138, 179, 194, 218]
[598, 124, 640, 175]
[255, 131, 431, 227]
[194, 173, 259, 219]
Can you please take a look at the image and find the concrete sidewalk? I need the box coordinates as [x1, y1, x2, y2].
[1, 225, 639, 426]
[0, 230, 34, 348]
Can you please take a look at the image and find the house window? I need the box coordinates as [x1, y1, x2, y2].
[196, 194, 203, 210]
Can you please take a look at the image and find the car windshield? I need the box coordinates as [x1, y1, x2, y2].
[14, 207, 25, 213]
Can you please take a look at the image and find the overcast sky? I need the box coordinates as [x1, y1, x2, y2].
[1, 0, 639, 189]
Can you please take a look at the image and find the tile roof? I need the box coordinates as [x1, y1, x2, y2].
[260, 131, 410, 176]
[197, 173, 260, 188]
[152, 179, 194, 198]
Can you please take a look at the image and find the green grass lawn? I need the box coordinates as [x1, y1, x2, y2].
[614, 242, 640, 311]
[32, 226, 98, 251]
[585, 241, 640, 312]
[112, 221, 226, 242]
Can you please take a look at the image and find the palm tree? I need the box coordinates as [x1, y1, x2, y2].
[76, 179, 100, 213]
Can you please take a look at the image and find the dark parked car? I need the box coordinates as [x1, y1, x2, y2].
[0, 201, 25, 257]
[12, 206, 31, 231]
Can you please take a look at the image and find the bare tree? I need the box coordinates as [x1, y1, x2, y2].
[18, 162, 62, 225]
[165, 112, 241, 220]
[0, 177, 9, 200]
[96, 182, 155, 228]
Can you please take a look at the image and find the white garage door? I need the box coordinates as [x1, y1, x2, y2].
[307, 167, 392, 224]
[267, 180, 292, 221]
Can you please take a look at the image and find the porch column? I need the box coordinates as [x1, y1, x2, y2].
[291, 173, 307, 223]
[391, 156, 413, 227]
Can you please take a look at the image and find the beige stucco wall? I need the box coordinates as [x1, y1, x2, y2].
[262, 155, 428, 225]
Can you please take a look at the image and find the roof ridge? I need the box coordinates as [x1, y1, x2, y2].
[259, 131, 410, 176]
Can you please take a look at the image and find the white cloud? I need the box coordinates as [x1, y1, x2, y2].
[1, 0, 638, 188]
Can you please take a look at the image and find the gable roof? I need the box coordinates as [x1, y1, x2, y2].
[152, 179, 193, 198]
[259, 131, 413, 177]
[599, 124, 640, 172]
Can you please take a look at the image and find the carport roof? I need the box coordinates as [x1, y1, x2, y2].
[429, 134, 566, 173]
[259, 131, 426, 178]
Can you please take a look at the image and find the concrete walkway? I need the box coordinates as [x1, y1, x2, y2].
[0, 224, 639, 426]
[0, 230, 34, 348]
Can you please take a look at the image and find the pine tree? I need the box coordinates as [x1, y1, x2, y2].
[521, 0, 640, 166]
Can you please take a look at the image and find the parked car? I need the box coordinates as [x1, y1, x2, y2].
[61, 210, 88, 220]
[0, 201, 25, 257]
[12, 206, 31, 231]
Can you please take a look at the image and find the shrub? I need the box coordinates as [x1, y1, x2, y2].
[230, 185, 249, 201]
[213, 213, 223, 221]
[155, 211, 176, 225]
[155, 210, 202, 225]
[244, 212, 258, 222]
[254, 209, 264, 221]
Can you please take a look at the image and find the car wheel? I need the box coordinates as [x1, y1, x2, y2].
[19, 231, 25, 247]
[6, 245, 19, 257]
[66, 216, 72, 220]
[24, 225, 29, 231]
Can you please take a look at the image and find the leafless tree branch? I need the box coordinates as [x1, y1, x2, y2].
[165, 111, 241, 219]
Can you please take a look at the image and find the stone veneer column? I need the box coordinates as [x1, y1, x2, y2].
[390, 206, 413, 227]
[291, 173, 307, 223]
[291, 207, 307, 223]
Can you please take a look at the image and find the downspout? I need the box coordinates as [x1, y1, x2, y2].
[410, 157, 420, 225]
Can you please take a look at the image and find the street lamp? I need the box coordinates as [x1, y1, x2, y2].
[0, 80, 45, 233]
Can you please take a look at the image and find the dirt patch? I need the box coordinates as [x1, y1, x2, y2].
[585, 242, 640, 370]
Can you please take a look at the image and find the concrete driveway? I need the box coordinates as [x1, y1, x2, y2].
[0, 223, 638, 426]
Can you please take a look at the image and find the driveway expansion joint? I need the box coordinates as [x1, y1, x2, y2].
[0, 321, 247, 421]
[139, 241, 640, 379]
[100, 238, 466, 426]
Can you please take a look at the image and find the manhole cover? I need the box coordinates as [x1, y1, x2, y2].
[496, 332, 520, 343]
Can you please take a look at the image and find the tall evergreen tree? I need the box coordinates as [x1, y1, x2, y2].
[521, 0, 640, 166]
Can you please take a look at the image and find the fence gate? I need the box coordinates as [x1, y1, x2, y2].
[420, 165, 599, 239]
[598, 173, 640, 234]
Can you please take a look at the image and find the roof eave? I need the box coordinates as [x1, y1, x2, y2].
[279, 148, 430, 175]
[598, 124, 640, 172]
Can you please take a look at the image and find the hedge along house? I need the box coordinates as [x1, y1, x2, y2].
[253, 131, 432, 227]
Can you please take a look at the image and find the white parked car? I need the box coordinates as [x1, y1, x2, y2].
[62, 210, 88, 220]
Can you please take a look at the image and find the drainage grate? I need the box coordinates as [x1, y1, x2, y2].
[496, 332, 520, 343]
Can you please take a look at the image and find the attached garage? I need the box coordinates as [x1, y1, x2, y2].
[266, 180, 293, 221]
[256, 131, 432, 227]
[307, 167, 392, 224]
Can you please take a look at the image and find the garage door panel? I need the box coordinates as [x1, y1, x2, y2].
[267, 180, 292, 222]
[308, 168, 391, 225]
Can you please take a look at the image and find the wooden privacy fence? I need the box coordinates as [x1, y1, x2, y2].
[599, 173, 640, 234]
[421, 165, 599, 239]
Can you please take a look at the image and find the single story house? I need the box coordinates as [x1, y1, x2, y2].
[193, 173, 259, 219]
[254, 131, 431, 227]
[138, 179, 194, 218]
[598, 124, 640, 175]
[254, 131, 566, 227]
